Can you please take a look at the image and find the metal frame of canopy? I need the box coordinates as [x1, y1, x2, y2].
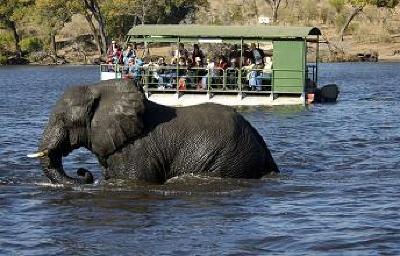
[126, 25, 321, 94]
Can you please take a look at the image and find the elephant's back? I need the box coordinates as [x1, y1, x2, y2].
[173, 103, 264, 146]
[168, 103, 272, 178]
[176, 103, 240, 133]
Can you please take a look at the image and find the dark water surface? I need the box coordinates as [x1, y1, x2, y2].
[1, 63, 399, 255]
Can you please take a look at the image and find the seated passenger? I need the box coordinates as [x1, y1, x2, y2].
[264, 56, 272, 70]
[158, 57, 167, 67]
[191, 44, 205, 66]
[124, 57, 135, 78]
[186, 58, 194, 68]
[106, 40, 118, 63]
[171, 43, 189, 64]
[177, 57, 188, 90]
[126, 57, 143, 82]
[250, 43, 265, 69]
[242, 44, 252, 63]
[142, 57, 160, 87]
[227, 58, 239, 89]
[217, 55, 229, 71]
[242, 58, 261, 91]
[178, 43, 189, 59]
[246, 43, 266, 91]
[113, 46, 123, 64]
[216, 55, 228, 85]
[256, 56, 273, 87]
[228, 44, 240, 62]
[177, 57, 187, 70]
[200, 58, 216, 90]
[262, 56, 272, 77]
[123, 44, 136, 65]
[191, 57, 206, 89]
[155, 57, 168, 89]
[186, 57, 199, 88]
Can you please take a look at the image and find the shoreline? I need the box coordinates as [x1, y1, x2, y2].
[1, 60, 399, 67]
[2, 50, 400, 66]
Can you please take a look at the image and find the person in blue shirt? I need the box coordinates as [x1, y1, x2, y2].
[126, 57, 144, 82]
[123, 44, 136, 65]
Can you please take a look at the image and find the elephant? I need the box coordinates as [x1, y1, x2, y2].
[29, 79, 279, 185]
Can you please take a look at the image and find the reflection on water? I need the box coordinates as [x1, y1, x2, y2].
[1, 63, 400, 255]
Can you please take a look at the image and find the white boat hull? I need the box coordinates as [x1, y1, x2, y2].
[145, 92, 305, 107]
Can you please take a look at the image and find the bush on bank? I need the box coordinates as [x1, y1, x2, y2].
[0, 55, 7, 65]
[20, 37, 44, 54]
[0, 32, 15, 53]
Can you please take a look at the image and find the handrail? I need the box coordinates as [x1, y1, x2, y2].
[99, 64, 310, 95]
[138, 66, 273, 93]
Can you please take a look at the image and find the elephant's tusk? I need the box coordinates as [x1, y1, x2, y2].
[27, 150, 48, 158]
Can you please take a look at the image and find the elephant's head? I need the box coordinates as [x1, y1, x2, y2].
[29, 79, 145, 185]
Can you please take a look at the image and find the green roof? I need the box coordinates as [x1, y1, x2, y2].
[127, 25, 321, 40]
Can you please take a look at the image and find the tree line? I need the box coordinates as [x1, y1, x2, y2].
[0, 0, 398, 61]
[0, 0, 207, 60]
[223, 0, 398, 40]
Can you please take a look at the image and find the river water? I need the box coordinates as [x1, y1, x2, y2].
[0, 63, 399, 255]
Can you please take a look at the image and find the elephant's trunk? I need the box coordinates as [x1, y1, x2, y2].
[32, 117, 94, 185]
[39, 152, 93, 185]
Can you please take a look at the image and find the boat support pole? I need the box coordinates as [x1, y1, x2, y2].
[316, 35, 319, 85]
[176, 37, 180, 98]
[239, 38, 243, 97]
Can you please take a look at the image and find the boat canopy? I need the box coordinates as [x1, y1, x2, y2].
[119, 25, 322, 100]
[126, 25, 321, 43]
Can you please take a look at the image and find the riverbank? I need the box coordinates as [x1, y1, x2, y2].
[319, 27, 400, 63]
[2, 35, 400, 65]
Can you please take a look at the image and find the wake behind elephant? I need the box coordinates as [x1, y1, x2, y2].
[29, 79, 279, 184]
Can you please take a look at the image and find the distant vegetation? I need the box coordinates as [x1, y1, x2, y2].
[0, 0, 399, 63]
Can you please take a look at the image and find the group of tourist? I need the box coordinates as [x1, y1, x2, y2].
[106, 40, 273, 91]
[107, 40, 137, 65]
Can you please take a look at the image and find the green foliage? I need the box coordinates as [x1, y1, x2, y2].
[373, 0, 400, 8]
[20, 37, 43, 53]
[0, 0, 35, 54]
[348, 0, 368, 6]
[348, 0, 399, 7]
[334, 13, 348, 30]
[2, 0, 399, 59]
[303, 0, 319, 21]
[35, 0, 72, 28]
[0, 31, 15, 52]
[335, 14, 358, 33]
[0, 54, 7, 64]
[227, 6, 244, 24]
[354, 23, 393, 42]
[0, 0, 35, 26]
[329, 0, 346, 13]
[0, 0, 15, 26]
[319, 2, 333, 24]
[102, 0, 208, 39]
[338, 0, 399, 41]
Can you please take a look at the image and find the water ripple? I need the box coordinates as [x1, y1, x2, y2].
[1, 63, 400, 255]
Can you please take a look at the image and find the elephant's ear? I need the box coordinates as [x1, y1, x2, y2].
[90, 80, 145, 157]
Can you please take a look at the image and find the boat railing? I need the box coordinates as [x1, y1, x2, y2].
[100, 64, 309, 96]
[307, 64, 317, 84]
[100, 64, 123, 80]
[137, 66, 273, 94]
